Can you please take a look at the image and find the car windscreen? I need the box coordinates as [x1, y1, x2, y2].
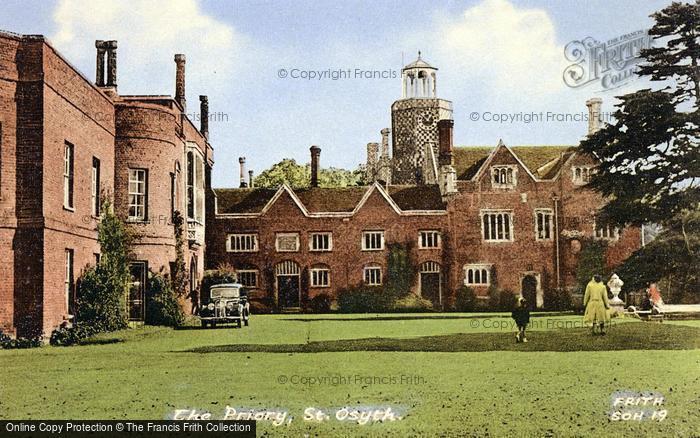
[210, 287, 240, 299]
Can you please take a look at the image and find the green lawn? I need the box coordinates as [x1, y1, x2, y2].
[1, 313, 699, 437]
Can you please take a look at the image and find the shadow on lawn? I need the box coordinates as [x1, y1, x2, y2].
[280, 311, 574, 322]
[185, 323, 700, 354]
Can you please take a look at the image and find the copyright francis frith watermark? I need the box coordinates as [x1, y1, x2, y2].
[563, 29, 653, 90]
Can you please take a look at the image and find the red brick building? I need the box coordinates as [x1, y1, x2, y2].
[0, 31, 212, 337]
[206, 56, 641, 311]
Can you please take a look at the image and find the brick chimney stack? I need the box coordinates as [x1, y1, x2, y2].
[95, 40, 106, 86]
[199, 95, 209, 139]
[437, 119, 454, 166]
[105, 40, 117, 87]
[174, 54, 186, 112]
[310, 145, 321, 188]
[248, 170, 254, 188]
[586, 98, 602, 135]
[238, 157, 247, 188]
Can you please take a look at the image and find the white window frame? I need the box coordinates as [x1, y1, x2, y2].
[227, 233, 259, 253]
[594, 222, 620, 241]
[572, 166, 594, 185]
[128, 168, 147, 221]
[237, 269, 258, 288]
[481, 210, 514, 242]
[491, 165, 517, 189]
[419, 230, 441, 249]
[535, 208, 554, 241]
[309, 232, 333, 252]
[464, 264, 491, 286]
[363, 266, 383, 286]
[362, 231, 385, 251]
[63, 142, 74, 210]
[310, 268, 331, 288]
[65, 249, 74, 313]
[276, 233, 300, 252]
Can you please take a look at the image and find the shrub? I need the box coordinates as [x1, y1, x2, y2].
[391, 294, 433, 312]
[453, 286, 477, 312]
[249, 298, 274, 314]
[145, 272, 185, 327]
[49, 323, 100, 347]
[307, 294, 332, 313]
[337, 286, 391, 313]
[487, 287, 517, 312]
[544, 288, 572, 311]
[1, 330, 41, 349]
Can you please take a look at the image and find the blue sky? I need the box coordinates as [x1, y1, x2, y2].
[0, 0, 671, 187]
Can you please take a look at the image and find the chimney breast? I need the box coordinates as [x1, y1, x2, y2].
[586, 98, 603, 135]
[437, 119, 454, 166]
[238, 157, 247, 188]
[175, 54, 186, 112]
[199, 95, 209, 139]
[310, 146, 321, 188]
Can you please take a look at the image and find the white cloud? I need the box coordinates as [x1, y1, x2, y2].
[50, 0, 249, 101]
[431, 0, 567, 100]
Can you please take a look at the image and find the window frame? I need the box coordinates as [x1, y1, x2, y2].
[418, 230, 441, 249]
[481, 210, 514, 242]
[464, 264, 491, 286]
[63, 142, 74, 210]
[362, 230, 385, 251]
[534, 208, 554, 241]
[363, 266, 383, 286]
[127, 168, 148, 222]
[237, 269, 259, 288]
[226, 233, 259, 253]
[572, 166, 594, 185]
[65, 248, 74, 314]
[309, 267, 331, 288]
[309, 232, 333, 252]
[91, 157, 100, 217]
[593, 222, 620, 241]
[491, 165, 517, 189]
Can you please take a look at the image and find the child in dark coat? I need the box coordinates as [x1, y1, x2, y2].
[512, 297, 530, 343]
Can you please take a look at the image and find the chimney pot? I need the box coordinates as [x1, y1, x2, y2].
[238, 157, 247, 188]
[175, 54, 186, 112]
[380, 128, 390, 158]
[586, 98, 603, 135]
[310, 146, 321, 188]
[248, 170, 254, 188]
[199, 95, 209, 139]
[95, 40, 106, 86]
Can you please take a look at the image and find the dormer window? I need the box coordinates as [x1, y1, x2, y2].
[572, 166, 594, 185]
[491, 165, 517, 189]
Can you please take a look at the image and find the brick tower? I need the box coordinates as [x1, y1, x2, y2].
[390, 52, 453, 185]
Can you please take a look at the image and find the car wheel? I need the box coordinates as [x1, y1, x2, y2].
[201, 320, 208, 328]
[211, 322, 217, 329]
[237, 319, 242, 329]
[243, 310, 250, 326]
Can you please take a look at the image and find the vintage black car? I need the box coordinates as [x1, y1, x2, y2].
[199, 283, 250, 328]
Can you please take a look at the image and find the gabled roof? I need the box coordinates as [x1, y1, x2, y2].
[213, 183, 447, 218]
[453, 144, 576, 181]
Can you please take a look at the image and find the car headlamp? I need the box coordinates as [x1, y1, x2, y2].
[207, 303, 215, 311]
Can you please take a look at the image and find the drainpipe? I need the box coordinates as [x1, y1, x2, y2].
[553, 195, 561, 289]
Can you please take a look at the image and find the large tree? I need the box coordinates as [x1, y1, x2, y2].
[253, 158, 363, 189]
[579, 1, 700, 297]
[580, 1, 699, 227]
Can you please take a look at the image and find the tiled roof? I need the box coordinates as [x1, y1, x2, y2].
[214, 188, 278, 214]
[453, 145, 576, 180]
[388, 185, 446, 210]
[214, 184, 447, 216]
[295, 187, 368, 212]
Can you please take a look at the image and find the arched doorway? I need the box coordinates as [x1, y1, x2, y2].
[419, 261, 441, 307]
[276, 261, 301, 309]
[521, 275, 538, 310]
